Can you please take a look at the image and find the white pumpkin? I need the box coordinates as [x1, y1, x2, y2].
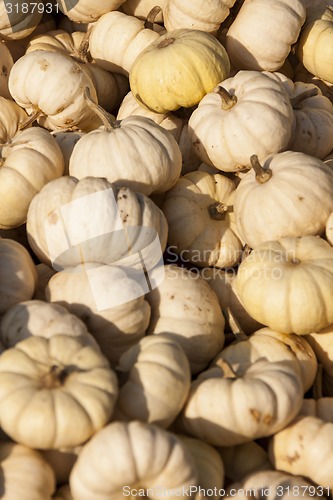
[57, 0, 126, 23]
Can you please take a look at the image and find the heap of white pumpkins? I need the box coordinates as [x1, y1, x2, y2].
[1, 0, 333, 498]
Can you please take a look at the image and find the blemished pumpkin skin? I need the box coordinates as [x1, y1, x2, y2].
[297, 6, 333, 84]
[26, 176, 168, 269]
[233, 151, 333, 249]
[162, 171, 243, 268]
[0, 238, 38, 315]
[188, 71, 294, 172]
[225, 0, 306, 71]
[236, 236, 333, 335]
[46, 264, 151, 367]
[0, 0, 44, 40]
[0, 126, 65, 229]
[129, 28, 231, 113]
[0, 43, 13, 99]
[69, 116, 182, 196]
[0, 300, 98, 349]
[163, 0, 236, 34]
[0, 441, 56, 499]
[114, 334, 191, 428]
[0, 334, 119, 450]
[8, 50, 102, 132]
[57, 0, 126, 23]
[69, 421, 198, 500]
[176, 357, 304, 447]
[226, 470, 324, 500]
[88, 11, 162, 76]
[146, 265, 225, 374]
[269, 415, 333, 489]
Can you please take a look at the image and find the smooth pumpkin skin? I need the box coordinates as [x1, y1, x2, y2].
[297, 6, 333, 84]
[236, 236, 333, 335]
[226, 0, 306, 71]
[129, 28, 230, 113]
[69, 421, 198, 500]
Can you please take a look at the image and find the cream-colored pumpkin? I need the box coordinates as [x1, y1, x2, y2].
[46, 264, 151, 366]
[233, 152, 333, 248]
[0, 126, 65, 229]
[0, 334, 118, 449]
[179, 436, 225, 500]
[69, 115, 182, 196]
[26, 176, 168, 268]
[129, 28, 230, 113]
[297, 6, 333, 84]
[225, 0, 306, 71]
[163, 0, 235, 34]
[146, 265, 225, 374]
[8, 50, 102, 132]
[188, 71, 294, 172]
[51, 130, 85, 176]
[265, 72, 333, 158]
[177, 357, 303, 446]
[122, 0, 164, 22]
[294, 62, 333, 103]
[162, 171, 242, 268]
[218, 442, 272, 483]
[236, 236, 333, 335]
[269, 415, 333, 489]
[325, 211, 333, 246]
[0, 96, 28, 142]
[0, 0, 44, 40]
[200, 268, 263, 335]
[212, 327, 318, 392]
[88, 10, 161, 76]
[114, 334, 191, 427]
[69, 421, 198, 500]
[57, 0, 126, 23]
[0, 300, 97, 348]
[0, 238, 37, 315]
[0, 441, 56, 499]
[0, 42, 13, 99]
[226, 470, 324, 499]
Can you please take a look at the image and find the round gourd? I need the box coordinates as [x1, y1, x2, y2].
[225, 0, 306, 71]
[114, 334, 191, 427]
[188, 71, 294, 172]
[177, 357, 303, 446]
[233, 151, 333, 248]
[146, 264, 225, 374]
[0, 334, 118, 449]
[0, 238, 37, 315]
[69, 421, 198, 500]
[236, 235, 333, 334]
[129, 28, 230, 113]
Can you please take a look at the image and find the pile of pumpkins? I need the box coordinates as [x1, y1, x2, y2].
[1, 0, 333, 498]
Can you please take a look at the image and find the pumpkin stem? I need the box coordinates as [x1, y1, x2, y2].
[223, 307, 248, 342]
[43, 364, 69, 388]
[158, 37, 175, 49]
[250, 155, 272, 184]
[290, 87, 319, 109]
[77, 26, 93, 63]
[84, 87, 117, 131]
[144, 6, 162, 30]
[214, 86, 237, 110]
[313, 363, 323, 400]
[208, 202, 229, 220]
[214, 358, 238, 379]
[18, 107, 43, 130]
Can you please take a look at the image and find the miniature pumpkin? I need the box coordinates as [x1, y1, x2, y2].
[129, 28, 230, 113]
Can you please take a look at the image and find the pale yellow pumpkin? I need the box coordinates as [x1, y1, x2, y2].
[0, 441, 56, 499]
[0, 126, 65, 229]
[269, 415, 333, 489]
[225, 0, 306, 71]
[177, 357, 303, 446]
[0, 238, 38, 315]
[146, 265, 225, 374]
[188, 71, 294, 172]
[114, 334, 191, 427]
[57, 0, 126, 23]
[0, 334, 118, 449]
[162, 171, 242, 268]
[233, 152, 333, 248]
[236, 236, 333, 334]
[129, 28, 230, 113]
[69, 421, 198, 500]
